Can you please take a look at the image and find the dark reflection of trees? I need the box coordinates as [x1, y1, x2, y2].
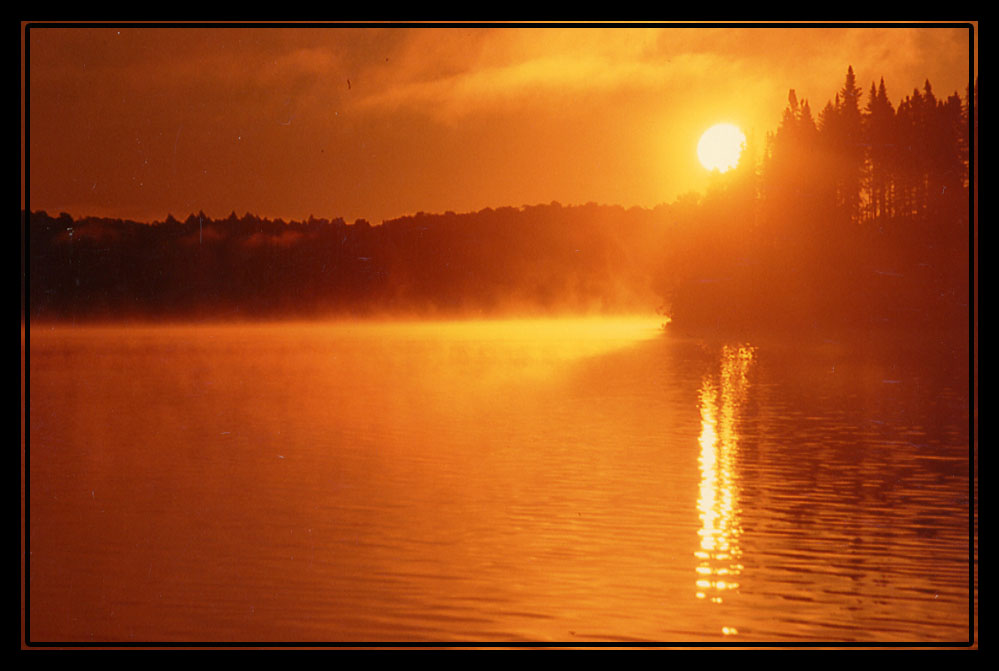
[689, 339, 970, 638]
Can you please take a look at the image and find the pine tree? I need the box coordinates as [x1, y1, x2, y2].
[863, 77, 895, 226]
[893, 90, 922, 222]
[837, 66, 865, 225]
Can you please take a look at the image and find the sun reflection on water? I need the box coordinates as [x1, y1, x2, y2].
[695, 345, 754, 619]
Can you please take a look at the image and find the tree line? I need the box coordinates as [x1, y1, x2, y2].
[24, 66, 974, 334]
[761, 66, 972, 233]
[25, 203, 673, 321]
[666, 67, 973, 336]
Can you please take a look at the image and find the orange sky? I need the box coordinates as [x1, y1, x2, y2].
[24, 23, 975, 225]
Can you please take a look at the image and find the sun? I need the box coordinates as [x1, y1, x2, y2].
[697, 123, 746, 173]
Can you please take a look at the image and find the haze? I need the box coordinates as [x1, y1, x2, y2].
[26, 25, 973, 225]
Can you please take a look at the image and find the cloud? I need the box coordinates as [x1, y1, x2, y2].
[355, 55, 656, 118]
[352, 29, 731, 123]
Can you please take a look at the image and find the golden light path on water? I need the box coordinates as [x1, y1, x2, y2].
[696, 344, 755, 636]
[27, 319, 971, 642]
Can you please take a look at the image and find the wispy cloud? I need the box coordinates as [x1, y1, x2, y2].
[352, 29, 734, 123]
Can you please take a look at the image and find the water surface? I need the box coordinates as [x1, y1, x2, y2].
[27, 319, 971, 643]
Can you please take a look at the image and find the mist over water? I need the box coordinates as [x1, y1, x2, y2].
[27, 318, 970, 643]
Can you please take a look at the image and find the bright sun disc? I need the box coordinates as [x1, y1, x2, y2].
[697, 123, 746, 173]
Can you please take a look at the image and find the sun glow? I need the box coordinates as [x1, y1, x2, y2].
[697, 123, 746, 173]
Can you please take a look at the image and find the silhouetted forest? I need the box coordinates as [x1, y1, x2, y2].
[25, 67, 974, 334]
[26, 203, 672, 320]
[666, 67, 974, 336]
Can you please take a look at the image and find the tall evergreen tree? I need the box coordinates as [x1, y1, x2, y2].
[836, 66, 865, 224]
[893, 89, 922, 222]
[864, 77, 895, 226]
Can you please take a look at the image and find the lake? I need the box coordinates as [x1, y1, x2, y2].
[25, 318, 973, 644]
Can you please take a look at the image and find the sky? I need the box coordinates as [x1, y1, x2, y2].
[24, 23, 976, 225]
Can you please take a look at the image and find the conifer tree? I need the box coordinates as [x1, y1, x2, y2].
[864, 77, 895, 225]
[837, 66, 865, 224]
